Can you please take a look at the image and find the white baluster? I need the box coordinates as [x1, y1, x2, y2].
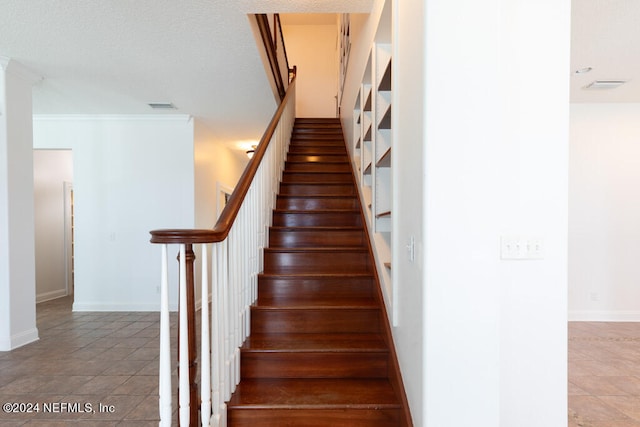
[178, 244, 190, 426]
[211, 242, 222, 426]
[158, 244, 172, 427]
[222, 239, 231, 401]
[201, 244, 211, 427]
[219, 240, 229, 425]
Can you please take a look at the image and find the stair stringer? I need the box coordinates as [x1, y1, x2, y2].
[345, 130, 414, 427]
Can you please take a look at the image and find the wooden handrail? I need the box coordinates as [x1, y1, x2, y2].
[274, 14, 291, 79]
[150, 71, 296, 245]
[256, 13, 286, 100]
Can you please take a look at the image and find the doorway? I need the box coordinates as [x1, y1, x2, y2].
[33, 149, 74, 304]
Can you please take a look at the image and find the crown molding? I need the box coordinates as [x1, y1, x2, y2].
[0, 56, 42, 85]
[33, 114, 193, 122]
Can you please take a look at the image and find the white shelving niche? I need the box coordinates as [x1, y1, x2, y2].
[352, 40, 393, 302]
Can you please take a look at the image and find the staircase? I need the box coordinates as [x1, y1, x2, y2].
[227, 118, 408, 426]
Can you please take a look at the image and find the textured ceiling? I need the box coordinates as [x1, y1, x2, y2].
[0, 0, 373, 146]
[1, 0, 636, 146]
[571, 0, 640, 102]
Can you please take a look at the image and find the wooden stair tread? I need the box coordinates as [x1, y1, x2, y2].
[242, 333, 387, 352]
[282, 182, 351, 186]
[254, 297, 379, 309]
[283, 171, 352, 174]
[228, 378, 400, 408]
[277, 194, 356, 199]
[258, 272, 374, 279]
[274, 208, 360, 213]
[269, 225, 363, 231]
[264, 247, 369, 253]
[229, 118, 408, 426]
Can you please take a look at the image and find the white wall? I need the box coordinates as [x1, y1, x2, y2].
[33, 149, 73, 302]
[424, 0, 570, 426]
[33, 115, 194, 311]
[570, 103, 640, 320]
[281, 23, 338, 118]
[0, 59, 40, 351]
[194, 120, 248, 229]
[392, 1, 425, 426]
[343, 0, 570, 426]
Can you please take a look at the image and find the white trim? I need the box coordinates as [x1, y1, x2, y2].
[72, 301, 178, 312]
[569, 311, 640, 322]
[0, 328, 39, 351]
[0, 56, 42, 84]
[36, 289, 67, 304]
[63, 181, 74, 296]
[33, 114, 192, 122]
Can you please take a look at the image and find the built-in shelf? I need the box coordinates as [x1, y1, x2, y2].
[364, 125, 372, 142]
[376, 147, 391, 167]
[353, 43, 393, 276]
[378, 105, 391, 129]
[378, 61, 391, 91]
[364, 91, 372, 112]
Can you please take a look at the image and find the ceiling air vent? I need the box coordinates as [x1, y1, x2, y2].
[148, 102, 177, 110]
[584, 80, 626, 90]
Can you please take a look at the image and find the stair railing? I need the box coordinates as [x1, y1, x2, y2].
[150, 72, 296, 427]
[256, 13, 293, 100]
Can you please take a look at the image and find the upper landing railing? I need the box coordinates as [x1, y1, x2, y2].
[256, 13, 292, 100]
[149, 17, 296, 427]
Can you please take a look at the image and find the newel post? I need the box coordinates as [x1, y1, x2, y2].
[178, 244, 199, 426]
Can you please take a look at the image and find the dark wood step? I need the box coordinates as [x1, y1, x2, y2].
[282, 171, 352, 183]
[258, 274, 374, 301]
[279, 183, 355, 196]
[241, 333, 389, 379]
[276, 196, 358, 210]
[227, 117, 409, 426]
[264, 247, 371, 274]
[291, 137, 345, 144]
[288, 145, 347, 154]
[227, 379, 400, 427]
[292, 131, 344, 137]
[289, 139, 346, 148]
[269, 226, 365, 247]
[273, 210, 362, 227]
[295, 118, 341, 126]
[251, 305, 380, 334]
[287, 153, 349, 163]
[284, 161, 351, 173]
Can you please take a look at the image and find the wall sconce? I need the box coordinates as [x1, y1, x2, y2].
[246, 145, 257, 159]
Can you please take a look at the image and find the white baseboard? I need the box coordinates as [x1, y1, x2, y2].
[0, 328, 39, 351]
[72, 301, 178, 312]
[36, 289, 67, 304]
[569, 310, 640, 322]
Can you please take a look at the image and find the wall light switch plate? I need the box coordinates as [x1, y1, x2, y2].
[500, 236, 544, 260]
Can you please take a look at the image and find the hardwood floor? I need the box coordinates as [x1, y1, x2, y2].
[226, 118, 408, 426]
[569, 322, 640, 426]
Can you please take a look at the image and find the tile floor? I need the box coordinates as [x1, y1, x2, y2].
[0, 296, 177, 426]
[2, 297, 640, 426]
[569, 321, 640, 427]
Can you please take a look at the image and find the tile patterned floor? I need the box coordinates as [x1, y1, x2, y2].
[0, 296, 177, 426]
[2, 298, 640, 425]
[569, 322, 640, 427]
